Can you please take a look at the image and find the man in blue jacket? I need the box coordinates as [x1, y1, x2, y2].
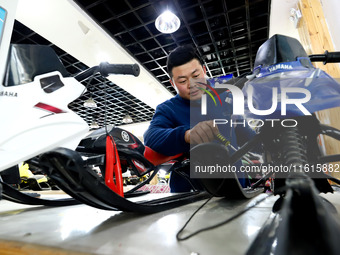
[144, 45, 254, 192]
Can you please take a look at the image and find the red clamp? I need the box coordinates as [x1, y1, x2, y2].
[105, 135, 124, 197]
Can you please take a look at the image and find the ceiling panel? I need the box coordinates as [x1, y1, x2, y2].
[74, 0, 271, 92]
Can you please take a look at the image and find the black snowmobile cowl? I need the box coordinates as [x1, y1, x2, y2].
[77, 126, 154, 176]
[254, 34, 309, 68]
[79, 125, 144, 155]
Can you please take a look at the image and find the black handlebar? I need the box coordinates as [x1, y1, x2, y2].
[74, 62, 140, 82]
[99, 62, 140, 77]
[309, 50, 340, 64]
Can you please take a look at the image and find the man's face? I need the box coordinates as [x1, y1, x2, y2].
[170, 59, 207, 101]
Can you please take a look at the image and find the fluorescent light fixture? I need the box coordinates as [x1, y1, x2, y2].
[155, 10, 180, 34]
[122, 114, 133, 124]
[84, 97, 97, 108]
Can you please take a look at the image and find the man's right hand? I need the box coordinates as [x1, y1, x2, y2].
[184, 120, 219, 144]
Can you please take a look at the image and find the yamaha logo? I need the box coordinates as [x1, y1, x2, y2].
[121, 131, 130, 142]
[0, 91, 18, 97]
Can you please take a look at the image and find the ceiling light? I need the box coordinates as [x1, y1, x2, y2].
[90, 120, 100, 129]
[155, 10, 180, 34]
[84, 97, 97, 108]
[122, 114, 133, 124]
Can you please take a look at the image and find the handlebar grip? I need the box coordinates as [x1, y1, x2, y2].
[99, 62, 140, 77]
[324, 51, 340, 64]
[309, 50, 340, 64]
[74, 66, 100, 82]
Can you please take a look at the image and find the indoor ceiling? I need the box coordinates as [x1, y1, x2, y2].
[10, 0, 271, 128]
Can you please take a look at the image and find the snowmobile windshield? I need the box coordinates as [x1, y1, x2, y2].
[3, 44, 70, 87]
[254, 34, 308, 68]
[0, 7, 6, 46]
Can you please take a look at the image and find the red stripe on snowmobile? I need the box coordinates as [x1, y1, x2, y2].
[105, 135, 124, 197]
[34, 102, 65, 113]
[144, 146, 183, 166]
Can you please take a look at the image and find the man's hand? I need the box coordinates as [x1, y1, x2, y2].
[184, 120, 219, 144]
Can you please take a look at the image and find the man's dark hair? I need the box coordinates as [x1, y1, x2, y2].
[167, 45, 203, 77]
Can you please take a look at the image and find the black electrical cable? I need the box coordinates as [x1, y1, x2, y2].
[124, 168, 160, 194]
[176, 194, 273, 241]
[104, 77, 110, 136]
[103, 78, 117, 171]
[173, 167, 199, 192]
